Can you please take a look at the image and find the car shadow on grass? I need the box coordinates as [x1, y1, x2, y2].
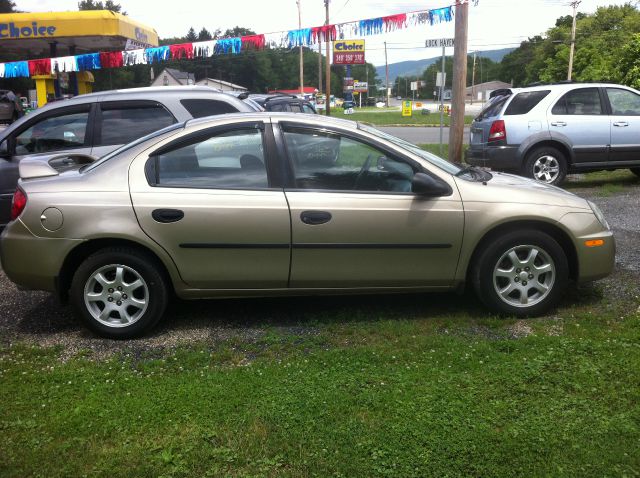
[11, 281, 611, 346]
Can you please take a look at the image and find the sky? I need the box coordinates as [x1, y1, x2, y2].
[14, 0, 633, 65]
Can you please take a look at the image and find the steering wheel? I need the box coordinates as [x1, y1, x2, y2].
[354, 153, 373, 190]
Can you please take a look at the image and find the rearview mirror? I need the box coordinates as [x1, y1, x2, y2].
[411, 172, 452, 197]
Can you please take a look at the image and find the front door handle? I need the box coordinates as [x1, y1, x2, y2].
[550, 121, 567, 127]
[300, 210, 332, 225]
[152, 208, 184, 223]
[613, 121, 629, 127]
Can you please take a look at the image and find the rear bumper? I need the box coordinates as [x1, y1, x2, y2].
[465, 145, 521, 170]
[0, 219, 81, 292]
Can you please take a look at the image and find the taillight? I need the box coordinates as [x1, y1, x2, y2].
[10, 188, 27, 221]
[488, 120, 507, 143]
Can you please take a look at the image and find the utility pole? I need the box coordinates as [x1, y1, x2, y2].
[384, 41, 389, 107]
[567, 0, 581, 81]
[448, 0, 468, 163]
[324, 0, 331, 116]
[365, 65, 368, 105]
[297, 0, 304, 95]
[470, 51, 476, 105]
[318, 36, 322, 95]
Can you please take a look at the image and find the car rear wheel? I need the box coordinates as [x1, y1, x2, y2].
[631, 167, 640, 178]
[70, 247, 168, 339]
[472, 230, 568, 317]
[523, 146, 567, 185]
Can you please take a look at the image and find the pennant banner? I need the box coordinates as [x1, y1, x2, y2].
[0, 3, 462, 79]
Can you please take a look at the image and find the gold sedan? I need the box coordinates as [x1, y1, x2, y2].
[1, 113, 615, 338]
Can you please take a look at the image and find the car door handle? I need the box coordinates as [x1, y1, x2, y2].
[613, 121, 629, 127]
[300, 210, 332, 225]
[550, 121, 567, 127]
[152, 209, 184, 223]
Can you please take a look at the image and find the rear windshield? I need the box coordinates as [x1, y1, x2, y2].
[180, 99, 238, 118]
[504, 90, 550, 115]
[476, 95, 509, 120]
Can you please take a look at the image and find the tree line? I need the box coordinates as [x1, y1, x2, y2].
[395, 3, 640, 99]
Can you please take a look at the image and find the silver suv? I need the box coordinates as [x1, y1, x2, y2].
[0, 86, 257, 229]
[466, 83, 640, 185]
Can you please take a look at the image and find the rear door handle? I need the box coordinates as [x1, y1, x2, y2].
[613, 121, 629, 127]
[300, 210, 332, 225]
[550, 121, 567, 127]
[152, 208, 184, 223]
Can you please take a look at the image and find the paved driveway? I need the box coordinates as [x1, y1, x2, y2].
[379, 126, 470, 145]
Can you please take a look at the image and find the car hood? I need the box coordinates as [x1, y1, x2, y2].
[454, 171, 590, 210]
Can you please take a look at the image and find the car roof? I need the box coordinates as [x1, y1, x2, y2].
[79, 85, 224, 99]
[507, 82, 634, 95]
[185, 111, 356, 129]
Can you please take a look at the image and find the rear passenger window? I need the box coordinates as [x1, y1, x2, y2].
[551, 88, 603, 115]
[150, 127, 269, 189]
[98, 103, 175, 146]
[180, 99, 239, 118]
[504, 90, 550, 115]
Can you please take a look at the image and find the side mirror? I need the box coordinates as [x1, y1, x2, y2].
[411, 172, 452, 197]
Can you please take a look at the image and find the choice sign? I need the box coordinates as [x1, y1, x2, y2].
[333, 39, 365, 65]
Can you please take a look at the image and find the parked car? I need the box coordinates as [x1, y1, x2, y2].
[1, 113, 614, 338]
[466, 82, 640, 185]
[249, 94, 317, 114]
[0, 86, 257, 230]
[0, 90, 24, 124]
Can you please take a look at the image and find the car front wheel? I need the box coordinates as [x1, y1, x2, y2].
[70, 247, 168, 339]
[472, 230, 569, 316]
[523, 146, 567, 185]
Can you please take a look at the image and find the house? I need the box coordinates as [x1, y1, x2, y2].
[151, 68, 195, 87]
[196, 78, 248, 93]
[466, 80, 512, 102]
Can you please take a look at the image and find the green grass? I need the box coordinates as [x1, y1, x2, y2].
[2, 286, 640, 477]
[329, 109, 474, 126]
[564, 169, 640, 194]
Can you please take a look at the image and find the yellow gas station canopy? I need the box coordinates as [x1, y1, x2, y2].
[0, 10, 159, 56]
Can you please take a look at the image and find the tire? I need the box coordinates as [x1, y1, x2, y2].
[472, 230, 569, 317]
[523, 146, 567, 186]
[70, 247, 168, 339]
[630, 167, 640, 178]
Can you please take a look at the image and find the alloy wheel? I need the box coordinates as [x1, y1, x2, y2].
[83, 264, 149, 327]
[492, 245, 556, 308]
[532, 155, 560, 183]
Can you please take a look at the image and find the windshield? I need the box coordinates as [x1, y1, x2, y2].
[357, 122, 462, 175]
[83, 122, 184, 172]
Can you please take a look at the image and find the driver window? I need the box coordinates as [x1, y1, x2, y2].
[14, 109, 90, 155]
[282, 128, 415, 192]
[606, 88, 640, 116]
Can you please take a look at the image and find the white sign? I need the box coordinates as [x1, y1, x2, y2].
[436, 72, 447, 87]
[410, 81, 418, 91]
[353, 81, 368, 92]
[425, 38, 454, 48]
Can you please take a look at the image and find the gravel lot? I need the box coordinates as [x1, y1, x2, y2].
[1, 173, 638, 358]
